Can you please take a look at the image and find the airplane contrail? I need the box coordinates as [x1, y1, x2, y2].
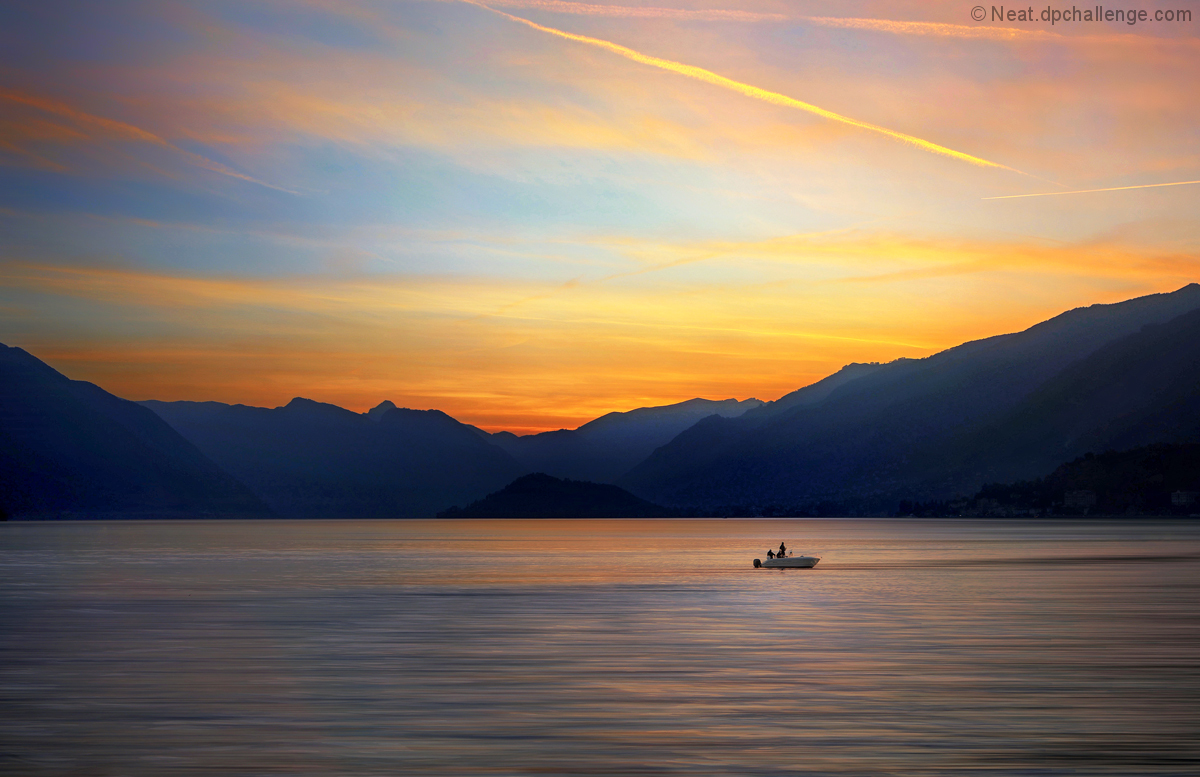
[983, 180, 1200, 199]
[451, 2, 1194, 48]
[464, 2, 1028, 174]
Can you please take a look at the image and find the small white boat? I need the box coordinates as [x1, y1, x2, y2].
[754, 555, 819, 569]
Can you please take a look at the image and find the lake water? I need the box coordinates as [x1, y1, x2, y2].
[2, 518, 1199, 775]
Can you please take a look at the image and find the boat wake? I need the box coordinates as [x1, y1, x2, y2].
[830, 553, 1200, 570]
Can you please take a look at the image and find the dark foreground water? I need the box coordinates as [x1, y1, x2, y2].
[2, 519, 1199, 776]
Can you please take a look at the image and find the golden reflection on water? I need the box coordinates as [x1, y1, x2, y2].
[2, 519, 1199, 775]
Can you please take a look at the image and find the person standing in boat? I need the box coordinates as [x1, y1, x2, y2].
[779, 541, 788, 557]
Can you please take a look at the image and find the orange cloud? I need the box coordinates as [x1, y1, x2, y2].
[5, 216, 1193, 432]
[803, 15, 1062, 41]
[239, 81, 712, 161]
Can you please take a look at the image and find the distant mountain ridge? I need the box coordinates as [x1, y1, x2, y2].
[0, 344, 268, 518]
[913, 304, 1200, 492]
[903, 443, 1200, 517]
[7, 284, 1200, 519]
[140, 395, 768, 518]
[142, 398, 525, 519]
[439, 473, 675, 519]
[488, 397, 763, 483]
[620, 284, 1200, 513]
[742, 362, 886, 419]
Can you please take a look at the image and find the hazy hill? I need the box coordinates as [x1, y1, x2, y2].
[907, 305, 1200, 493]
[143, 399, 524, 518]
[439, 473, 675, 518]
[620, 284, 1200, 512]
[903, 443, 1200, 517]
[741, 362, 887, 419]
[489, 397, 762, 483]
[0, 344, 268, 518]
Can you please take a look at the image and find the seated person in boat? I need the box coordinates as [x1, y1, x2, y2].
[766, 549, 774, 559]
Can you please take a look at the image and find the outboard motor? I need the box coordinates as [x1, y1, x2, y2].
[753, 558, 762, 568]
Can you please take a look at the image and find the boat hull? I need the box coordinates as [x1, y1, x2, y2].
[754, 556, 819, 569]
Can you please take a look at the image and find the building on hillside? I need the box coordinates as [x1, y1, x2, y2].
[1171, 490, 1198, 507]
[1063, 490, 1097, 511]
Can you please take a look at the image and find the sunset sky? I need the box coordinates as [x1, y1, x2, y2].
[2, 0, 1197, 432]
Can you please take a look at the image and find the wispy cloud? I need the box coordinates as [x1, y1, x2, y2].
[6, 213, 1191, 432]
[464, 2, 1029, 174]
[0, 137, 71, 173]
[0, 89, 296, 193]
[457, 0, 786, 22]
[801, 16, 1061, 41]
[799, 14, 1199, 49]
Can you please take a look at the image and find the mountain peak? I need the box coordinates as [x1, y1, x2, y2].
[367, 400, 398, 421]
[279, 397, 360, 422]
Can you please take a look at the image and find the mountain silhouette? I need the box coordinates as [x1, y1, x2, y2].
[489, 397, 762, 483]
[620, 284, 1200, 513]
[143, 398, 524, 518]
[902, 443, 1200, 517]
[366, 400, 398, 421]
[741, 362, 887, 419]
[439, 473, 675, 518]
[0, 344, 269, 518]
[920, 304, 1200, 489]
[8, 283, 1200, 519]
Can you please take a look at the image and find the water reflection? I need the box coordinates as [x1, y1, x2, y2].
[2, 519, 1199, 775]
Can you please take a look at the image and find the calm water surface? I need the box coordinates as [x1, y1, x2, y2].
[2, 519, 1199, 775]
